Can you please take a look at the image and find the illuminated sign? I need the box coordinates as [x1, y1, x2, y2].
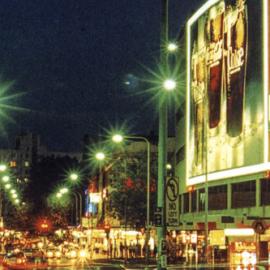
[186, 0, 269, 185]
[89, 193, 101, 203]
[224, 228, 254, 236]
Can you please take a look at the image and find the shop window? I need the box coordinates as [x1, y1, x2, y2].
[261, 178, 270, 205]
[10, 161, 16, 167]
[232, 180, 255, 208]
[183, 192, 189, 213]
[198, 188, 205, 211]
[209, 185, 227, 210]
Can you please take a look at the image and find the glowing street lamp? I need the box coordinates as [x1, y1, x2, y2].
[56, 192, 62, 198]
[163, 79, 176, 91]
[95, 152, 105, 161]
[166, 163, 172, 170]
[167, 42, 178, 52]
[112, 134, 124, 143]
[70, 173, 79, 181]
[2, 176, 9, 182]
[0, 164, 7, 172]
[4, 184, 11, 190]
[60, 187, 69, 194]
[14, 199, 20, 204]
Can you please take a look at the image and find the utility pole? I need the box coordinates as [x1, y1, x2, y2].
[157, 1, 168, 270]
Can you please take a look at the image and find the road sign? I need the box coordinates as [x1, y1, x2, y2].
[166, 177, 179, 227]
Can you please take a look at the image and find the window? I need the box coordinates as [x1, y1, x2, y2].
[232, 181, 256, 208]
[261, 178, 270, 205]
[198, 188, 205, 211]
[24, 161, 30, 167]
[191, 191, 197, 212]
[183, 193, 189, 213]
[209, 185, 227, 210]
[10, 161, 16, 167]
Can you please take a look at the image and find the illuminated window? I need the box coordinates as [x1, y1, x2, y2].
[24, 161, 29, 167]
[10, 161, 16, 167]
[198, 188, 205, 212]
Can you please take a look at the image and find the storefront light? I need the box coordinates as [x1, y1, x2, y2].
[224, 228, 254, 236]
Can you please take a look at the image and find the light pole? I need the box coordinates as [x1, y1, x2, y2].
[74, 191, 82, 225]
[112, 134, 151, 264]
[68, 173, 82, 225]
[95, 152, 106, 224]
[0, 164, 8, 228]
[57, 187, 82, 226]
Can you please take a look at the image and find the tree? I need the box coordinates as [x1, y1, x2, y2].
[23, 155, 80, 228]
[106, 151, 157, 229]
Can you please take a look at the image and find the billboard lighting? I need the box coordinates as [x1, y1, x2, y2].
[188, 163, 270, 186]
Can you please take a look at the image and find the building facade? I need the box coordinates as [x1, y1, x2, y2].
[175, 0, 270, 265]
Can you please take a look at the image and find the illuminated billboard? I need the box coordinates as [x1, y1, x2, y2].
[186, 0, 269, 185]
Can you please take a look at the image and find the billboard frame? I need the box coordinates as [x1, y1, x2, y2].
[186, 0, 269, 186]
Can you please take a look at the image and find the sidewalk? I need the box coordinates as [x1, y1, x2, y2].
[92, 257, 270, 269]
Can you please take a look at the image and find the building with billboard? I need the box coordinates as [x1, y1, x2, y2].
[175, 0, 270, 264]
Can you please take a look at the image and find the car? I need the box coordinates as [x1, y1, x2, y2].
[2, 251, 48, 270]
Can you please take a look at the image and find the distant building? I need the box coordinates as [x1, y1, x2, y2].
[0, 132, 82, 184]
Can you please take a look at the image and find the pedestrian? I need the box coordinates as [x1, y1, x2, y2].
[120, 242, 124, 258]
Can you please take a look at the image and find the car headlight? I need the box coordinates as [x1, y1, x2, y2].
[79, 250, 87, 258]
[55, 251, 61, 258]
[47, 251, 53, 258]
[70, 250, 77, 258]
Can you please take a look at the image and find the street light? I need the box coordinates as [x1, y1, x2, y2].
[60, 187, 69, 194]
[70, 173, 79, 181]
[4, 184, 11, 190]
[163, 79, 176, 91]
[167, 42, 178, 52]
[95, 152, 105, 161]
[94, 151, 106, 224]
[56, 192, 62, 198]
[0, 164, 7, 172]
[2, 176, 9, 183]
[112, 133, 151, 264]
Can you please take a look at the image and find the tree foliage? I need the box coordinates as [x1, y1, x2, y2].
[106, 151, 157, 229]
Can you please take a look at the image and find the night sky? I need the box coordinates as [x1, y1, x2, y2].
[0, 0, 204, 152]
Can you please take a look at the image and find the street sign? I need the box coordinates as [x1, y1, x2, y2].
[166, 177, 179, 227]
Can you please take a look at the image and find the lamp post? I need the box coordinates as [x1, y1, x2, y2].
[0, 164, 7, 228]
[95, 152, 106, 224]
[68, 173, 82, 224]
[74, 191, 82, 225]
[112, 134, 151, 264]
[57, 187, 82, 226]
